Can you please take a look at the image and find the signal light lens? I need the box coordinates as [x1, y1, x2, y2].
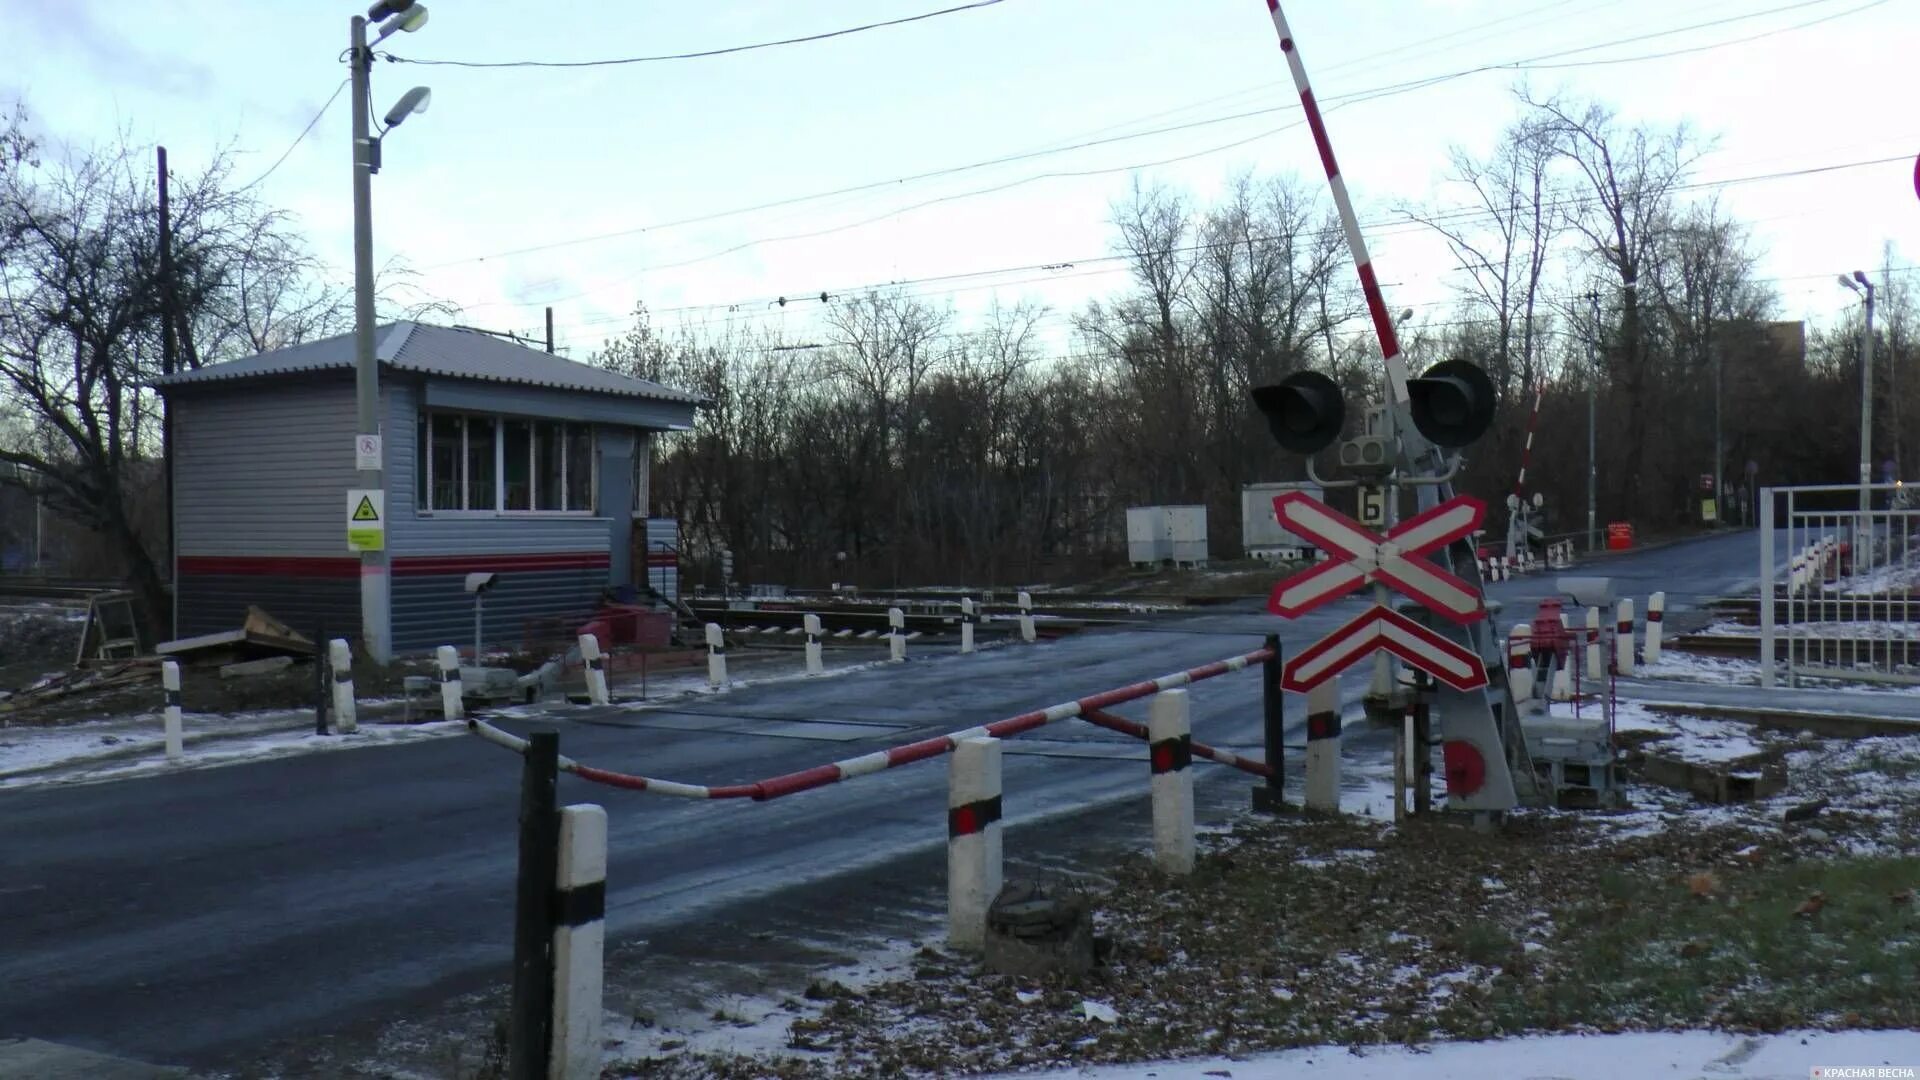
[1251, 370, 1345, 455]
[1407, 359, 1495, 448]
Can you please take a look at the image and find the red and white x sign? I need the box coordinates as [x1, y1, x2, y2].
[1267, 492, 1486, 624]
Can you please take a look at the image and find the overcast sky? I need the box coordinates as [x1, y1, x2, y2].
[4, 0, 1914, 359]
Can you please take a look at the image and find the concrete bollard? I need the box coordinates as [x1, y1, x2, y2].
[1148, 690, 1195, 875]
[1585, 606, 1602, 682]
[1304, 680, 1341, 814]
[328, 638, 358, 733]
[959, 597, 976, 655]
[550, 804, 607, 1080]
[161, 660, 184, 763]
[705, 622, 727, 688]
[578, 634, 610, 705]
[436, 645, 464, 720]
[804, 613, 824, 676]
[947, 736, 1004, 951]
[1645, 591, 1665, 665]
[1507, 623, 1534, 705]
[1615, 598, 1635, 676]
[888, 607, 906, 662]
[1017, 591, 1036, 644]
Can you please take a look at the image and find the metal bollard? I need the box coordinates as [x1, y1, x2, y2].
[436, 645, 464, 720]
[888, 607, 906, 662]
[1551, 614, 1574, 701]
[550, 804, 607, 1080]
[578, 634, 610, 706]
[1585, 606, 1603, 683]
[161, 660, 184, 763]
[1303, 680, 1340, 813]
[1017, 591, 1036, 643]
[705, 622, 727, 688]
[947, 736, 1003, 951]
[959, 597, 976, 655]
[804, 613, 824, 676]
[1645, 591, 1665, 665]
[1615, 597, 1635, 676]
[1507, 623, 1534, 705]
[329, 638, 358, 733]
[1149, 690, 1195, 875]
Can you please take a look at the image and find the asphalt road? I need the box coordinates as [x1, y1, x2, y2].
[0, 528, 1769, 1071]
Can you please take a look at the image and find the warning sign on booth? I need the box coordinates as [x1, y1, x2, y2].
[347, 489, 385, 552]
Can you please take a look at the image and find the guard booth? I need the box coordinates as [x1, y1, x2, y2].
[154, 322, 701, 653]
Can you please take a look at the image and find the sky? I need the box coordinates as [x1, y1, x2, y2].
[3, 0, 1915, 361]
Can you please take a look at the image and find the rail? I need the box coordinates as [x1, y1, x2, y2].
[465, 645, 1275, 800]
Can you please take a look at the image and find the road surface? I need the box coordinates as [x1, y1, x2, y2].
[0, 529, 1766, 1071]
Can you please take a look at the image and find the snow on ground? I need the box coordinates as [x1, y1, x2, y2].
[1824, 560, 1920, 596]
[976, 1029, 1920, 1080]
[1634, 649, 1765, 685]
[1543, 699, 1772, 763]
[1702, 618, 1920, 640]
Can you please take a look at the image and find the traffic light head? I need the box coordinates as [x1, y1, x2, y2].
[1407, 359, 1496, 448]
[1250, 370, 1345, 455]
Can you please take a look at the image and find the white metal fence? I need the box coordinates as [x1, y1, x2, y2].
[1760, 483, 1920, 687]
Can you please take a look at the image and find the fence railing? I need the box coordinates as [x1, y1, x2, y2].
[1761, 483, 1920, 687]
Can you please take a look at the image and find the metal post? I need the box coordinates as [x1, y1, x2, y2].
[1861, 282, 1877, 518]
[1411, 671, 1433, 813]
[509, 730, 560, 1079]
[1760, 486, 1776, 688]
[1253, 633, 1285, 812]
[473, 594, 484, 665]
[314, 620, 330, 736]
[349, 15, 391, 662]
[1587, 292, 1599, 553]
[1713, 333, 1723, 527]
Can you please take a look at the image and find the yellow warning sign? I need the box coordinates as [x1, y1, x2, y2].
[347, 489, 385, 552]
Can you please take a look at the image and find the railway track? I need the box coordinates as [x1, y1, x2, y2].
[1671, 632, 1920, 664]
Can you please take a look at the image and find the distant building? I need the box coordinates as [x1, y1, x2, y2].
[153, 322, 701, 651]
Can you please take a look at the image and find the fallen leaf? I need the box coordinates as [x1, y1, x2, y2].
[1679, 941, 1707, 959]
[1687, 872, 1719, 898]
[1892, 888, 1913, 907]
[1795, 891, 1827, 919]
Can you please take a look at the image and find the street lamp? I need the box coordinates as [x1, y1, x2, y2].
[350, 0, 432, 663]
[1840, 271, 1876, 517]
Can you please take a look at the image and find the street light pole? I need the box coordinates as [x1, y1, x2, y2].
[1586, 292, 1599, 553]
[349, 14, 390, 662]
[1842, 272, 1876, 517]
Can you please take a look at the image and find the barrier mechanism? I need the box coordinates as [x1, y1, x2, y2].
[328, 638, 358, 733]
[705, 622, 727, 688]
[1645, 591, 1665, 665]
[1615, 597, 1635, 676]
[947, 736, 1003, 951]
[161, 660, 184, 763]
[888, 607, 907, 662]
[959, 597, 977, 655]
[579, 634, 610, 706]
[1149, 690, 1195, 875]
[1017, 591, 1036, 643]
[1585, 606, 1602, 683]
[551, 803, 607, 1080]
[437, 645, 465, 720]
[1304, 680, 1340, 813]
[804, 613, 824, 676]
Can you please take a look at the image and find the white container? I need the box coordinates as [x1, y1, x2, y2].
[1165, 505, 1208, 566]
[1241, 482, 1324, 559]
[1127, 506, 1170, 566]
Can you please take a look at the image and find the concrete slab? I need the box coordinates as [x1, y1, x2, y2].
[0, 1038, 191, 1078]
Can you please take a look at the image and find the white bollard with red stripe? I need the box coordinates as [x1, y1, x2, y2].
[1615, 598, 1635, 676]
[947, 736, 1003, 951]
[162, 660, 184, 763]
[1644, 591, 1665, 665]
[1148, 690, 1195, 875]
[959, 597, 976, 655]
[1017, 591, 1036, 643]
[705, 622, 727, 688]
[1585, 606, 1603, 683]
[1551, 614, 1573, 701]
[1507, 623, 1534, 705]
[578, 634, 610, 706]
[550, 803, 606, 1080]
[436, 645, 464, 720]
[1304, 680, 1340, 814]
[804, 613, 824, 676]
[888, 607, 906, 662]
[329, 638, 358, 733]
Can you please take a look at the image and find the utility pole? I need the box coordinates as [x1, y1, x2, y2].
[1712, 325, 1723, 528]
[350, 14, 390, 661]
[1586, 292, 1599, 553]
[545, 306, 554, 354]
[158, 146, 177, 618]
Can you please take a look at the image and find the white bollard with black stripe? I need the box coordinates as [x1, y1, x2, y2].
[1585, 606, 1602, 683]
[1615, 597, 1635, 676]
[328, 638, 358, 733]
[888, 607, 906, 662]
[1149, 690, 1195, 875]
[1644, 591, 1665, 665]
[1017, 591, 1036, 643]
[705, 622, 727, 688]
[947, 736, 1003, 951]
[550, 803, 607, 1080]
[578, 634, 610, 706]
[162, 660, 184, 763]
[1304, 680, 1340, 814]
[436, 645, 464, 720]
[959, 597, 976, 655]
[804, 613, 824, 676]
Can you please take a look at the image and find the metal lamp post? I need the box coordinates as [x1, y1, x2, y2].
[349, 0, 432, 662]
[1840, 271, 1876, 517]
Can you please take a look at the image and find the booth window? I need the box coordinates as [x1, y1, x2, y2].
[417, 410, 596, 514]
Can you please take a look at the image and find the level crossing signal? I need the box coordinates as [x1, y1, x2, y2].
[1251, 360, 1497, 453]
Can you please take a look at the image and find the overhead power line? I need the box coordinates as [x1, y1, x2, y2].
[385, 0, 1008, 69]
[236, 78, 349, 193]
